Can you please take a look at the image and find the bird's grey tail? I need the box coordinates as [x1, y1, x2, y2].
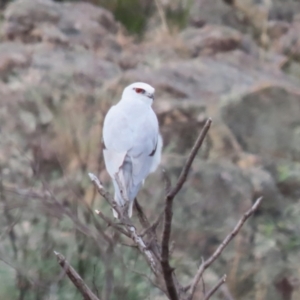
[112, 155, 140, 218]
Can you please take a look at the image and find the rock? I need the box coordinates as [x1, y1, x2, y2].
[189, 0, 247, 32]
[221, 86, 300, 161]
[0, 42, 31, 78]
[2, 0, 61, 40]
[118, 40, 181, 71]
[2, 0, 121, 53]
[0, 1, 123, 182]
[269, 0, 300, 22]
[267, 20, 290, 40]
[28, 45, 121, 89]
[60, 1, 118, 34]
[119, 50, 294, 102]
[180, 25, 258, 57]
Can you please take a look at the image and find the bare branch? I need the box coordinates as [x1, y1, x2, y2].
[188, 197, 262, 299]
[140, 210, 164, 237]
[168, 118, 212, 199]
[128, 224, 158, 274]
[161, 192, 178, 300]
[162, 168, 171, 194]
[134, 198, 151, 229]
[88, 173, 123, 219]
[161, 120, 212, 300]
[54, 251, 101, 300]
[94, 210, 130, 237]
[89, 173, 158, 275]
[203, 275, 227, 300]
[127, 266, 163, 292]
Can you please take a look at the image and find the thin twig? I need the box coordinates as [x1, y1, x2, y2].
[168, 118, 212, 198]
[187, 197, 262, 299]
[127, 266, 163, 292]
[203, 275, 227, 300]
[134, 199, 162, 259]
[162, 168, 172, 194]
[54, 251, 101, 300]
[140, 210, 164, 237]
[161, 195, 179, 300]
[120, 242, 137, 248]
[88, 173, 122, 218]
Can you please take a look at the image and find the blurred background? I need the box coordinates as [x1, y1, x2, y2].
[1, 0, 300, 299]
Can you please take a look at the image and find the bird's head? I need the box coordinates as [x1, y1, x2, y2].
[122, 82, 155, 105]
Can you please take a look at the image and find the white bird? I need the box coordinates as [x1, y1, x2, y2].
[102, 82, 162, 218]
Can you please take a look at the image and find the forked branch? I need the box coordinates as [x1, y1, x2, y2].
[89, 173, 159, 275]
[168, 118, 212, 199]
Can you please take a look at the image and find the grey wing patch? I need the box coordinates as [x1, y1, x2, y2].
[149, 142, 157, 157]
[102, 138, 106, 149]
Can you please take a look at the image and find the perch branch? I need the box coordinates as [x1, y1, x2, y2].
[188, 197, 263, 299]
[88, 173, 122, 217]
[54, 251, 100, 300]
[203, 275, 227, 300]
[89, 173, 158, 275]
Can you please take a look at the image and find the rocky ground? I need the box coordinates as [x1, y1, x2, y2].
[1, 0, 300, 299]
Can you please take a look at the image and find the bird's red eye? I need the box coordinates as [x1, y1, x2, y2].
[134, 88, 145, 94]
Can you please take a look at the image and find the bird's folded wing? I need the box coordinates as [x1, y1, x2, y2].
[131, 155, 154, 186]
[103, 105, 134, 152]
[103, 149, 127, 179]
[129, 127, 161, 186]
[150, 134, 163, 173]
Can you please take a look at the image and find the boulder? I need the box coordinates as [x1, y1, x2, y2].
[180, 25, 259, 57]
[188, 0, 247, 32]
[221, 86, 300, 161]
[1, 0, 121, 54]
[0, 42, 31, 79]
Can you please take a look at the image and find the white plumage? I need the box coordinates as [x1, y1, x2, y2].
[102, 82, 162, 218]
